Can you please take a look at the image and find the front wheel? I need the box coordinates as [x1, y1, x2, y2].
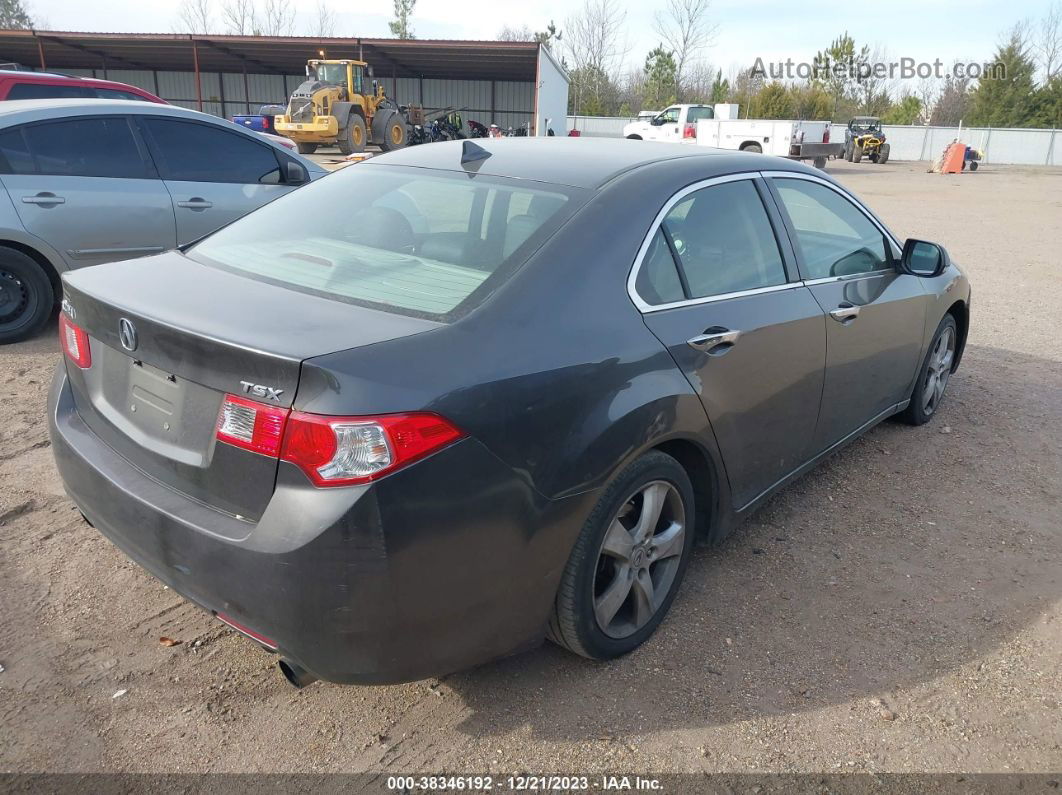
[547, 451, 695, 660]
[0, 246, 53, 344]
[626, 134, 642, 140]
[900, 314, 958, 426]
[337, 115, 366, 155]
[853, 144, 864, 163]
[878, 143, 890, 164]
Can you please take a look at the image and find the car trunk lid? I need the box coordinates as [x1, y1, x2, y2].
[60, 251, 440, 523]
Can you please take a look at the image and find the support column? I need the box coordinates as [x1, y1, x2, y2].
[36, 35, 46, 70]
[192, 38, 203, 111]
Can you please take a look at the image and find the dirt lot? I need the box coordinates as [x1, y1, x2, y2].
[1, 161, 1060, 778]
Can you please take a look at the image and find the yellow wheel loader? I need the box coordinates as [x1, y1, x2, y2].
[274, 59, 411, 155]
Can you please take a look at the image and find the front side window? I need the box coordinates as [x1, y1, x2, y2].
[21, 117, 147, 178]
[656, 107, 680, 124]
[772, 178, 892, 279]
[188, 165, 576, 320]
[95, 88, 147, 101]
[141, 118, 281, 184]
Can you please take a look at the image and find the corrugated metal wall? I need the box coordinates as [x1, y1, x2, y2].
[569, 115, 1062, 165]
[66, 66, 536, 129]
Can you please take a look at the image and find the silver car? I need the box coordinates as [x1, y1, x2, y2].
[0, 99, 326, 343]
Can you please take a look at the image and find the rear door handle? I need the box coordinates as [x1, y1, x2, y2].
[687, 328, 741, 355]
[830, 304, 861, 323]
[177, 198, 213, 210]
[22, 192, 65, 206]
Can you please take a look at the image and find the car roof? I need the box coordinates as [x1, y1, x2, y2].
[368, 137, 812, 189]
[0, 98, 210, 124]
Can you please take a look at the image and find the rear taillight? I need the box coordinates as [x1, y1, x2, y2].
[214, 395, 462, 487]
[823, 127, 830, 143]
[281, 412, 463, 487]
[683, 123, 696, 139]
[216, 394, 287, 456]
[263, 116, 271, 130]
[59, 313, 91, 368]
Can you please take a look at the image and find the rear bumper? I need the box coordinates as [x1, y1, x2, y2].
[48, 367, 592, 684]
[788, 142, 844, 159]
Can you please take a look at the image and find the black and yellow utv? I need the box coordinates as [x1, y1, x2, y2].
[844, 116, 890, 163]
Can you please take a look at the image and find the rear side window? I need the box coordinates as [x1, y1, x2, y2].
[188, 165, 577, 320]
[6, 82, 94, 100]
[663, 180, 786, 299]
[686, 106, 714, 122]
[141, 118, 281, 184]
[0, 128, 34, 174]
[18, 118, 149, 178]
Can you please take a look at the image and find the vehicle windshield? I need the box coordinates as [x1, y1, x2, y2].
[314, 63, 348, 85]
[852, 119, 882, 132]
[187, 165, 579, 321]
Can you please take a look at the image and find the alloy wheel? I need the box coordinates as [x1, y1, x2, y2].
[922, 325, 956, 414]
[593, 480, 686, 639]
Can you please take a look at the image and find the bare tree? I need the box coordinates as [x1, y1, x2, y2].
[221, 0, 256, 34]
[652, 0, 716, 100]
[175, 0, 214, 33]
[311, 0, 337, 37]
[1036, 1, 1062, 80]
[564, 0, 628, 114]
[259, 0, 295, 36]
[498, 24, 535, 41]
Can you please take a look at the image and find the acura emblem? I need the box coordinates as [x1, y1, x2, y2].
[118, 318, 138, 352]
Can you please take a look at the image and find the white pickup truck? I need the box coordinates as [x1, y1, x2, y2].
[623, 103, 844, 168]
[622, 104, 715, 143]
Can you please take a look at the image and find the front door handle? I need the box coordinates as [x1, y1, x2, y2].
[22, 192, 65, 206]
[687, 327, 741, 355]
[176, 198, 213, 210]
[830, 304, 861, 323]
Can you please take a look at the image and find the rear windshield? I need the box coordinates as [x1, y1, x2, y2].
[187, 164, 578, 321]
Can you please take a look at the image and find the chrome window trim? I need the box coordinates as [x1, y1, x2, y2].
[761, 170, 903, 277]
[627, 172, 788, 314]
[627, 169, 905, 315]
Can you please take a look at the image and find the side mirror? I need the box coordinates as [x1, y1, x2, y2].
[901, 238, 950, 277]
[286, 160, 309, 186]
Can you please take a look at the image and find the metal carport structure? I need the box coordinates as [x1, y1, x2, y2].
[0, 30, 569, 134]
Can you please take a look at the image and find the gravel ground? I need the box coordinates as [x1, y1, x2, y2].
[1, 160, 1060, 778]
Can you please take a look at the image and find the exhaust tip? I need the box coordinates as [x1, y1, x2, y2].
[278, 658, 318, 689]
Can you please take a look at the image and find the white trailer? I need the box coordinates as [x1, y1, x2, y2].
[695, 118, 843, 168]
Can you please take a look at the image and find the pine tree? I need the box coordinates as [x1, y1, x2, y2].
[643, 45, 678, 110]
[0, 0, 34, 28]
[968, 30, 1039, 127]
[389, 0, 416, 39]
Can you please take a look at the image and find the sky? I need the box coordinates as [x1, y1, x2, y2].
[30, 0, 1048, 79]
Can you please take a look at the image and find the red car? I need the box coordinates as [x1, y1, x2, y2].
[0, 70, 165, 103]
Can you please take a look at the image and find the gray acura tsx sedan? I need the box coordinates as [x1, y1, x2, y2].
[48, 138, 970, 687]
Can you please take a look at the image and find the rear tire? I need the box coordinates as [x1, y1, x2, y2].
[741, 142, 762, 153]
[969, 160, 978, 171]
[626, 134, 642, 140]
[899, 314, 958, 426]
[0, 246, 54, 344]
[547, 451, 696, 660]
[338, 115, 366, 155]
[813, 156, 827, 170]
[295, 142, 318, 155]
